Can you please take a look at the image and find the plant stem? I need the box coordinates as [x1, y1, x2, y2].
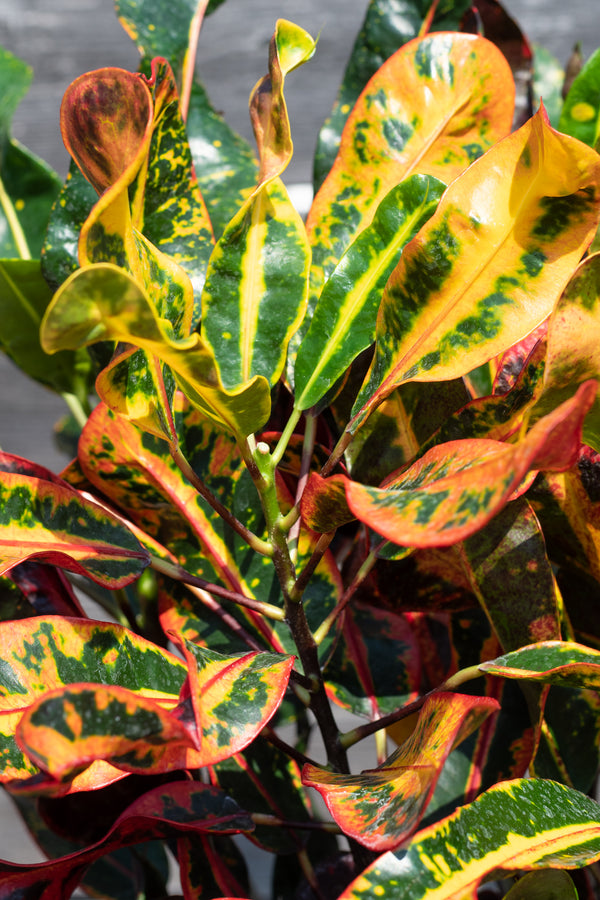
[313, 548, 378, 645]
[179, 0, 209, 119]
[261, 727, 321, 769]
[150, 556, 285, 621]
[61, 391, 90, 430]
[289, 413, 317, 562]
[321, 429, 352, 477]
[291, 532, 334, 601]
[339, 664, 484, 749]
[170, 444, 273, 556]
[272, 407, 302, 467]
[0, 174, 31, 259]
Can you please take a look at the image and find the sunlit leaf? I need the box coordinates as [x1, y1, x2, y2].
[338, 778, 600, 900]
[308, 31, 514, 305]
[302, 692, 498, 851]
[559, 46, 600, 147]
[350, 107, 600, 432]
[480, 640, 600, 688]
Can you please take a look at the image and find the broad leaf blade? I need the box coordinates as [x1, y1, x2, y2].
[308, 31, 515, 302]
[559, 46, 600, 148]
[0, 466, 149, 588]
[351, 107, 600, 431]
[302, 692, 498, 851]
[40, 263, 271, 438]
[294, 175, 445, 411]
[480, 640, 600, 688]
[339, 778, 600, 900]
[201, 20, 314, 389]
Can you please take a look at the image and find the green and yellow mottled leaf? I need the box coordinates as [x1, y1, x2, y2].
[305, 382, 596, 547]
[201, 20, 314, 389]
[40, 263, 271, 438]
[294, 175, 445, 411]
[350, 107, 600, 432]
[307, 31, 514, 303]
[302, 692, 498, 851]
[176, 640, 294, 764]
[17, 683, 200, 781]
[339, 778, 600, 900]
[312, 0, 472, 190]
[0, 781, 252, 899]
[480, 640, 600, 688]
[0, 464, 149, 588]
[559, 46, 600, 148]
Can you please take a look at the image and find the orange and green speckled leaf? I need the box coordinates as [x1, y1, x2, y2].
[40, 263, 271, 439]
[339, 778, 600, 900]
[0, 616, 186, 788]
[531, 253, 600, 452]
[0, 467, 149, 588]
[201, 21, 314, 389]
[307, 31, 514, 304]
[176, 640, 294, 764]
[302, 692, 498, 852]
[16, 683, 202, 782]
[77, 400, 282, 654]
[0, 781, 252, 899]
[305, 382, 597, 548]
[480, 640, 600, 689]
[350, 107, 600, 433]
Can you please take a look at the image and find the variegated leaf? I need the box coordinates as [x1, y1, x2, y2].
[350, 107, 600, 433]
[40, 263, 271, 439]
[16, 683, 200, 781]
[294, 175, 445, 411]
[338, 778, 600, 900]
[201, 20, 314, 389]
[312, 0, 472, 190]
[0, 616, 185, 790]
[307, 31, 514, 303]
[302, 692, 498, 851]
[0, 461, 149, 588]
[480, 640, 600, 688]
[175, 640, 294, 764]
[303, 382, 596, 547]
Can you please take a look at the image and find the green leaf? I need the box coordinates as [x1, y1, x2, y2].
[312, 0, 473, 190]
[302, 692, 498, 852]
[294, 175, 445, 411]
[559, 46, 600, 147]
[201, 20, 315, 389]
[40, 263, 271, 439]
[350, 108, 600, 432]
[308, 31, 514, 308]
[338, 778, 600, 900]
[0, 259, 91, 396]
[504, 870, 579, 900]
[0, 47, 62, 259]
[480, 640, 600, 689]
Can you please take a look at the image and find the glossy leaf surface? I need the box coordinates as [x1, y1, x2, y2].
[339, 778, 600, 900]
[312, 0, 472, 190]
[306, 382, 596, 546]
[201, 20, 314, 389]
[177, 640, 294, 765]
[351, 108, 600, 431]
[302, 692, 498, 851]
[307, 31, 514, 300]
[294, 175, 445, 411]
[0, 460, 149, 588]
[40, 263, 271, 438]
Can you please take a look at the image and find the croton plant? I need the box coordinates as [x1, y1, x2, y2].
[4, 0, 600, 897]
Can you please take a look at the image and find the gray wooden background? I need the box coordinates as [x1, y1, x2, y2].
[0, 0, 599, 876]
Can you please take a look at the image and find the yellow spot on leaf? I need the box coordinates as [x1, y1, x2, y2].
[570, 102, 596, 122]
[213, 140, 222, 148]
[222, 331, 232, 340]
[251, 578, 260, 588]
[374, 887, 385, 897]
[341, 104, 350, 114]
[102, 648, 118, 666]
[14, 199, 25, 211]
[148, 22, 155, 31]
